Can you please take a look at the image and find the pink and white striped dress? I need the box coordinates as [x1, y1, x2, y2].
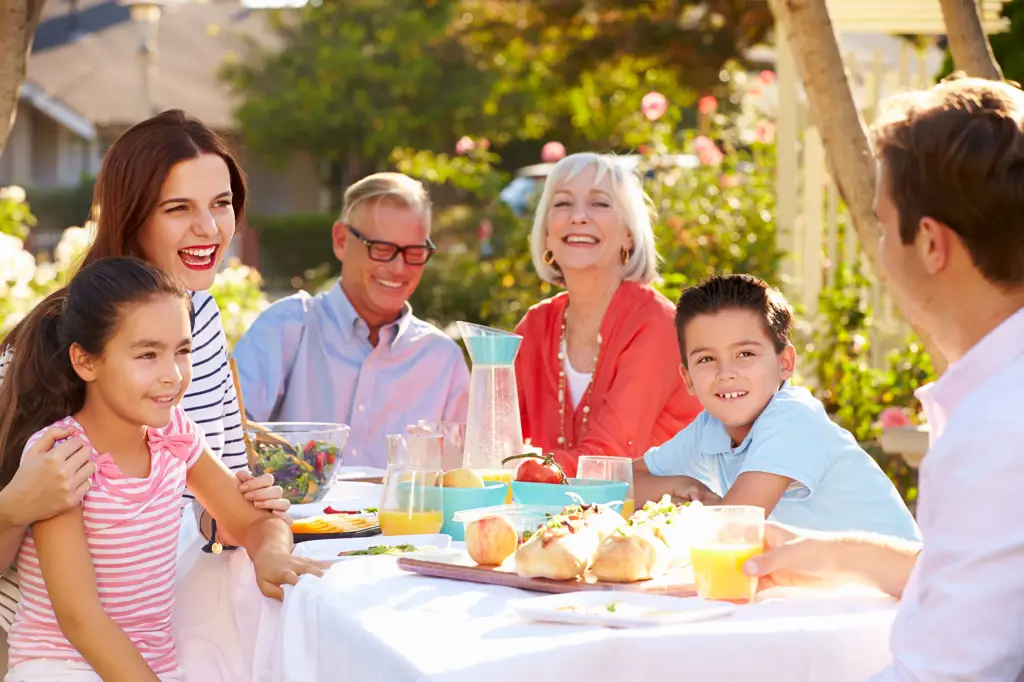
[8, 406, 204, 674]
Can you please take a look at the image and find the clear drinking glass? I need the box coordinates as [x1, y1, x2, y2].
[378, 465, 444, 536]
[689, 505, 765, 603]
[386, 432, 443, 469]
[576, 455, 634, 518]
[407, 421, 466, 471]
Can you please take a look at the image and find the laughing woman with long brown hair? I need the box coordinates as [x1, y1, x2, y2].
[0, 110, 288, 665]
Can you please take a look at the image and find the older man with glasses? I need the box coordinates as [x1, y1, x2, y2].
[233, 172, 469, 468]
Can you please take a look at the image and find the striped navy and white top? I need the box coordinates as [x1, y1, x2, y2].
[0, 290, 248, 631]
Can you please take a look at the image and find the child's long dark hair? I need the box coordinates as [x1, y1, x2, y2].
[0, 258, 191, 488]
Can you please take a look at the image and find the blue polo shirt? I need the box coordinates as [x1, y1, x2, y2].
[644, 383, 921, 541]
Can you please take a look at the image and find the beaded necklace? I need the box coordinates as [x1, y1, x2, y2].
[556, 307, 601, 448]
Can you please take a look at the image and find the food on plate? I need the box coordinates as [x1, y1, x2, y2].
[290, 513, 378, 535]
[553, 600, 677, 618]
[502, 452, 567, 485]
[590, 496, 694, 583]
[323, 506, 377, 515]
[442, 468, 486, 489]
[514, 504, 624, 580]
[337, 544, 419, 557]
[253, 439, 341, 504]
[465, 515, 519, 566]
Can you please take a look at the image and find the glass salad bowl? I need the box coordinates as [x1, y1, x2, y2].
[243, 422, 350, 504]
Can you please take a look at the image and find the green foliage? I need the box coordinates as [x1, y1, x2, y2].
[249, 213, 337, 291]
[455, 0, 772, 145]
[652, 138, 781, 292]
[0, 186, 35, 239]
[208, 259, 271, 350]
[221, 0, 494, 181]
[23, 176, 95, 235]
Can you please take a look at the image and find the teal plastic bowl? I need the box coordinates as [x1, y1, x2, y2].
[510, 478, 628, 508]
[441, 482, 509, 540]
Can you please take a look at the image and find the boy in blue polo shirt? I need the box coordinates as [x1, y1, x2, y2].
[634, 274, 920, 541]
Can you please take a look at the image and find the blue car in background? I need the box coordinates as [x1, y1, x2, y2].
[498, 154, 701, 216]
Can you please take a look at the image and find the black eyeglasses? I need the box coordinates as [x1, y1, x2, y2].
[346, 225, 436, 265]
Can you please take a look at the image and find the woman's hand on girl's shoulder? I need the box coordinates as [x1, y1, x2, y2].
[2, 427, 95, 526]
[252, 549, 328, 600]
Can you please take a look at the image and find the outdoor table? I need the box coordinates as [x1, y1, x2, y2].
[174, 479, 899, 682]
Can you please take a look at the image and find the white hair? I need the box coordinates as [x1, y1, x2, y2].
[529, 153, 660, 286]
[340, 172, 432, 234]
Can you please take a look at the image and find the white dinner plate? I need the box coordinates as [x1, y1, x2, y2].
[512, 591, 736, 628]
[293, 534, 452, 562]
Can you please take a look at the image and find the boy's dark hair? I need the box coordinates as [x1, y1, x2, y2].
[674, 274, 793, 366]
[872, 74, 1024, 287]
[0, 257, 191, 488]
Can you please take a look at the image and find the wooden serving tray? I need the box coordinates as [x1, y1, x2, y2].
[396, 553, 697, 597]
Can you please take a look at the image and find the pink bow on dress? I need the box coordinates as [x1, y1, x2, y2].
[146, 430, 194, 463]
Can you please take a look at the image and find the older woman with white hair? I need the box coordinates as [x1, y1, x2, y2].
[514, 153, 702, 476]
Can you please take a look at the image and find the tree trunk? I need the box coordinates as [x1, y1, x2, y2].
[771, 0, 949, 373]
[938, 0, 1003, 79]
[0, 0, 47, 157]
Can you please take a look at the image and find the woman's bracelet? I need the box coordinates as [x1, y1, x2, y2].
[201, 516, 240, 554]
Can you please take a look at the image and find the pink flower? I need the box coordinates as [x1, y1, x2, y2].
[878, 407, 913, 430]
[455, 136, 476, 155]
[694, 135, 717, 154]
[759, 70, 776, 86]
[698, 95, 718, 115]
[694, 136, 722, 165]
[541, 141, 566, 163]
[637, 144, 652, 155]
[641, 91, 669, 122]
[747, 83, 764, 97]
[755, 119, 776, 143]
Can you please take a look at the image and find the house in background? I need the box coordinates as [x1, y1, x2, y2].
[0, 0, 326, 261]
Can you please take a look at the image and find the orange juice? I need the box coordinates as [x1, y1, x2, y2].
[379, 510, 444, 536]
[620, 498, 635, 519]
[690, 543, 763, 602]
[477, 469, 515, 503]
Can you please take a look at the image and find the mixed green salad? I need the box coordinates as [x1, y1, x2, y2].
[252, 439, 340, 504]
[337, 544, 419, 557]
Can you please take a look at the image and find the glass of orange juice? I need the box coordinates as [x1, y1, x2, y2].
[378, 465, 444, 536]
[576, 455, 634, 519]
[689, 505, 765, 603]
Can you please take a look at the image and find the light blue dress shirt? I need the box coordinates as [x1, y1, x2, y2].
[644, 383, 921, 541]
[232, 282, 470, 468]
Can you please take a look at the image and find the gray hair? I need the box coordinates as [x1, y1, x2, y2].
[529, 153, 659, 285]
[340, 172, 432, 233]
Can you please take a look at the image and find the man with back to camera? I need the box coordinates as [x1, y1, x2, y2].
[743, 75, 1024, 681]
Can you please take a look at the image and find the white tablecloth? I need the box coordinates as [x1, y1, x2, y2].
[173, 480, 385, 681]
[176, 480, 899, 682]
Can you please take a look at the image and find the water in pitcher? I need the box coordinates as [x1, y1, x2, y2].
[457, 322, 524, 473]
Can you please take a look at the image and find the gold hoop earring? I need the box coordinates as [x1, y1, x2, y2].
[543, 250, 556, 265]
[621, 248, 630, 265]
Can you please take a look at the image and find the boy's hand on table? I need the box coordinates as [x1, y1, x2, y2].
[671, 477, 722, 506]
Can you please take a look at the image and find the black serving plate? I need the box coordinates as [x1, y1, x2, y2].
[292, 525, 382, 544]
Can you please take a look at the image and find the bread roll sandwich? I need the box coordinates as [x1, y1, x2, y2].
[590, 496, 691, 583]
[515, 503, 624, 580]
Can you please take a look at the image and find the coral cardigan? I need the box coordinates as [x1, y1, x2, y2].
[514, 282, 703, 477]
